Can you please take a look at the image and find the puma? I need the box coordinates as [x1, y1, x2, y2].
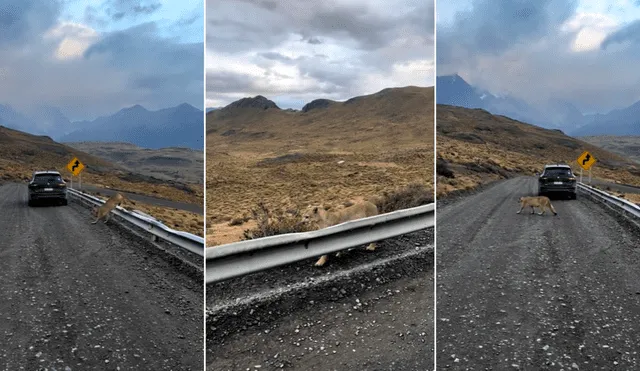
[517, 196, 557, 216]
[302, 200, 379, 266]
[92, 193, 136, 224]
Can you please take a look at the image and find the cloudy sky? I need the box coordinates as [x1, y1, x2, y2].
[438, 0, 640, 114]
[0, 0, 203, 121]
[206, 0, 434, 109]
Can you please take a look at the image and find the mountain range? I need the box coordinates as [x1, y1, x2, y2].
[436, 74, 639, 136]
[206, 86, 435, 150]
[0, 103, 203, 150]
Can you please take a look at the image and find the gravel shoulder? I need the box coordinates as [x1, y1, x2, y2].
[207, 229, 435, 370]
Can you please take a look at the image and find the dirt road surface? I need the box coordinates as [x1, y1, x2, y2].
[0, 183, 203, 370]
[437, 176, 640, 370]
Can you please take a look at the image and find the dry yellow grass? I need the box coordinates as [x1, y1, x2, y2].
[207, 86, 435, 246]
[87, 191, 204, 237]
[621, 193, 640, 205]
[436, 105, 640, 196]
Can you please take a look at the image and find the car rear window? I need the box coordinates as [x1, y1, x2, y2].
[543, 168, 572, 177]
[33, 174, 63, 183]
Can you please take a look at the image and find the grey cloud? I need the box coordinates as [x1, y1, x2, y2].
[296, 56, 362, 88]
[438, 0, 640, 115]
[207, 67, 345, 107]
[208, 0, 433, 53]
[178, 13, 200, 26]
[84, 6, 108, 27]
[132, 3, 162, 14]
[206, 71, 257, 94]
[601, 20, 640, 49]
[85, 0, 162, 24]
[305, 37, 322, 45]
[207, 0, 434, 107]
[259, 52, 294, 63]
[0, 0, 60, 46]
[438, 0, 577, 67]
[1, 12, 202, 120]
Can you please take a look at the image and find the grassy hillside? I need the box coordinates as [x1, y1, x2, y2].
[0, 125, 203, 235]
[207, 86, 434, 246]
[436, 105, 640, 196]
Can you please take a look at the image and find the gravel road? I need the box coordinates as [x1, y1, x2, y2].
[207, 229, 435, 371]
[436, 176, 640, 370]
[0, 183, 203, 370]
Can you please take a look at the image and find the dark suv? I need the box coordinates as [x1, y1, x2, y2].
[538, 164, 577, 199]
[28, 171, 68, 206]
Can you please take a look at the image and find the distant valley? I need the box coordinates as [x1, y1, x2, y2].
[0, 103, 204, 150]
[67, 142, 204, 185]
[580, 136, 640, 164]
[436, 74, 640, 136]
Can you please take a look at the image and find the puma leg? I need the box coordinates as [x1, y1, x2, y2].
[315, 254, 328, 267]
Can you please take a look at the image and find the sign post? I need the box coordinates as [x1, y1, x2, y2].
[66, 157, 86, 190]
[576, 151, 597, 184]
[579, 168, 583, 183]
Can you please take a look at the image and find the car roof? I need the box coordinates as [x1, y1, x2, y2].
[33, 171, 62, 175]
[544, 164, 571, 168]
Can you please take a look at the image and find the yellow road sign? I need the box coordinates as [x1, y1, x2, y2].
[66, 157, 85, 176]
[576, 151, 596, 171]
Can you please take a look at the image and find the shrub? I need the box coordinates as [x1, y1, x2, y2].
[436, 156, 455, 178]
[375, 183, 434, 214]
[242, 202, 313, 240]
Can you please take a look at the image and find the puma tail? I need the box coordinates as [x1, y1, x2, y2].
[549, 202, 557, 215]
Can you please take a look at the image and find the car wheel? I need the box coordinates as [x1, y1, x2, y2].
[28, 199, 34, 207]
[62, 199, 68, 206]
[571, 193, 577, 200]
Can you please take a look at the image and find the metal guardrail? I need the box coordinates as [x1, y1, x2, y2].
[67, 188, 204, 257]
[578, 182, 640, 219]
[206, 203, 435, 284]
